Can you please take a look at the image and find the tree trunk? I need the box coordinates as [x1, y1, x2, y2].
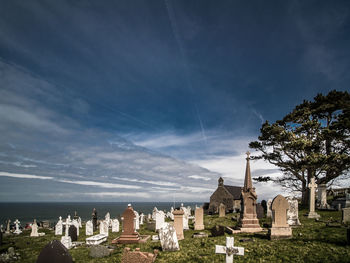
[301, 180, 308, 206]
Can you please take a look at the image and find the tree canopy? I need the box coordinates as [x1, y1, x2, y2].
[249, 90, 350, 204]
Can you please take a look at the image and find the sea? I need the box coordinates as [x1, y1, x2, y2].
[0, 202, 202, 225]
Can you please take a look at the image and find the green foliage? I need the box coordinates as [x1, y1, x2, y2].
[249, 90, 350, 202]
[1, 210, 349, 262]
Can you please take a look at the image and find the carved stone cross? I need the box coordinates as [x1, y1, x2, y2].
[308, 177, 317, 213]
[215, 237, 244, 263]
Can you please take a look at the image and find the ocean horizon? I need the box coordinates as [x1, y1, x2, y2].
[0, 202, 203, 226]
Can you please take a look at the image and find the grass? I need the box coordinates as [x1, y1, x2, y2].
[1, 209, 349, 262]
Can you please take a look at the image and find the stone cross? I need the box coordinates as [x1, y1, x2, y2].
[307, 178, 320, 219]
[215, 237, 244, 263]
[14, 219, 22, 234]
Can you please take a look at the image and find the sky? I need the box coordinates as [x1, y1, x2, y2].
[0, 0, 349, 202]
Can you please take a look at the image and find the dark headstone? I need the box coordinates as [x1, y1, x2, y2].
[36, 240, 73, 263]
[210, 225, 225, 237]
[92, 208, 98, 231]
[90, 245, 111, 258]
[68, 225, 77, 242]
[257, 203, 265, 219]
[261, 200, 267, 213]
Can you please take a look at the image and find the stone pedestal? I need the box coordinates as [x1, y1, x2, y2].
[269, 227, 292, 240]
[173, 209, 184, 240]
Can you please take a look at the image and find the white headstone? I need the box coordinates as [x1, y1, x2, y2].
[55, 216, 63, 235]
[78, 217, 82, 228]
[105, 212, 111, 227]
[155, 211, 165, 231]
[159, 223, 179, 251]
[286, 198, 301, 226]
[267, 199, 272, 218]
[13, 219, 22, 234]
[61, 218, 72, 249]
[111, 219, 119, 233]
[86, 220, 93, 236]
[30, 219, 39, 237]
[170, 207, 174, 220]
[152, 207, 158, 220]
[215, 237, 245, 263]
[140, 213, 145, 225]
[99, 220, 109, 236]
[134, 211, 140, 230]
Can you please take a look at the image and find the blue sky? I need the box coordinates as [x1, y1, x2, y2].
[0, 0, 349, 202]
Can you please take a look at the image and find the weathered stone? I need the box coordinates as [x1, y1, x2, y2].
[99, 220, 109, 236]
[68, 225, 77, 242]
[86, 220, 93, 236]
[158, 223, 179, 251]
[111, 219, 119, 232]
[266, 199, 272, 218]
[92, 208, 98, 231]
[121, 247, 158, 263]
[86, 234, 107, 245]
[90, 245, 111, 258]
[307, 178, 320, 219]
[192, 232, 208, 238]
[173, 209, 184, 240]
[112, 205, 140, 244]
[30, 219, 39, 237]
[36, 240, 73, 263]
[239, 152, 262, 232]
[317, 184, 330, 209]
[219, 203, 226, 217]
[269, 195, 292, 240]
[342, 208, 350, 224]
[194, 207, 204, 230]
[210, 225, 225, 237]
[256, 203, 264, 219]
[155, 211, 165, 231]
[55, 217, 63, 235]
[286, 198, 301, 226]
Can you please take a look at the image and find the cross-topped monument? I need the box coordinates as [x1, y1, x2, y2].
[307, 177, 320, 219]
[13, 219, 22, 234]
[215, 237, 244, 263]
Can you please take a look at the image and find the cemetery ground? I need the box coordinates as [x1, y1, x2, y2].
[1, 209, 349, 263]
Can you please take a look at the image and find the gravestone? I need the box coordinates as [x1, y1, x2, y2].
[105, 212, 111, 227]
[256, 203, 264, 219]
[158, 223, 179, 251]
[78, 217, 82, 228]
[86, 234, 107, 245]
[261, 200, 267, 213]
[60, 219, 72, 249]
[155, 211, 165, 231]
[180, 205, 190, 230]
[317, 184, 330, 209]
[173, 209, 184, 240]
[90, 245, 110, 258]
[307, 177, 321, 219]
[215, 237, 244, 263]
[13, 219, 22, 234]
[30, 219, 39, 237]
[6, 219, 11, 234]
[68, 225, 77, 242]
[152, 207, 158, 220]
[92, 208, 98, 231]
[219, 203, 226, 217]
[239, 152, 262, 232]
[286, 198, 301, 226]
[211, 225, 225, 237]
[86, 220, 93, 236]
[140, 213, 145, 225]
[36, 240, 73, 263]
[266, 199, 272, 218]
[342, 208, 350, 224]
[270, 195, 292, 240]
[55, 217, 63, 235]
[194, 207, 204, 230]
[113, 204, 140, 244]
[169, 207, 174, 220]
[99, 220, 109, 236]
[134, 210, 140, 230]
[112, 219, 119, 232]
[121, 247, 158, 263]
[71, 219, 79, 236]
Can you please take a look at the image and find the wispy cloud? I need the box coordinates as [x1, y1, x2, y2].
[188, 175, 211, 181]
[56, 179, 141, 189]
[0, 171, 54, 180]
[112, 177, 178, 186]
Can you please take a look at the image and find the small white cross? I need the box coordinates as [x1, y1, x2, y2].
[215, 237, 244, 263]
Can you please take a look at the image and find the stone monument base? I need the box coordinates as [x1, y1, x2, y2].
[112, 234, 150, 244]
[60, 236, 72, 249]
[307, 211, 320, 219]
[269, 227, 292, 240]
[239, 218, 263, 232]
[194, 224, 204, 231]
